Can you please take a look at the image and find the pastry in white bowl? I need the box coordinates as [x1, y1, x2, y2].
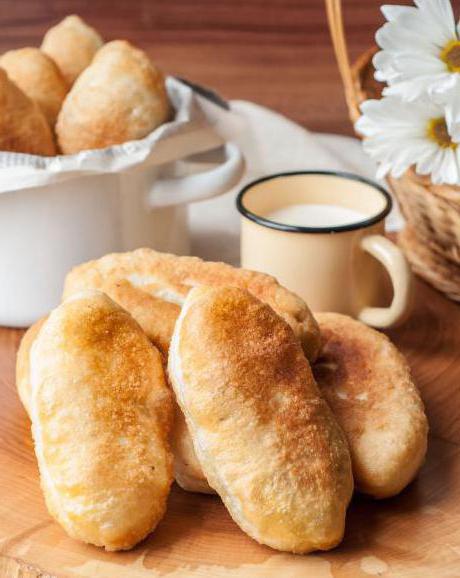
[56, 40, 171, 153]
[41, 15, 103, 85]
[0, 68, 56, 155]
[28, 291, 174, 550]
[0, 47, 68, 127]
[168, 286, 353, 553]
[313, 312, 428, 499]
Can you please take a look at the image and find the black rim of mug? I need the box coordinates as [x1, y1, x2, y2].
[236, 170, 393, 234]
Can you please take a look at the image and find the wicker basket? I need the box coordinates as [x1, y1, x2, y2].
[326, 0, 460, 301]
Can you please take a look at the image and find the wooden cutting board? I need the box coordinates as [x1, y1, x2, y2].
[1, 277, 459, 578]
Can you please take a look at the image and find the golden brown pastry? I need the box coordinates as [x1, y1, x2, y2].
[171, 405, 212, 493]
[0, 48, 68, 127]
[98, 278, 180, 361]
[62, 248, 320, 362]
[168, 286, 353, 553]
[56, 40, 171, 154]
[41, 15, 103, 85]
[17, 301, 212, 495]
[0, 68, 56, 155]
[63, 249, 321, 495]
[29, 291, 174, 550]
[16, 317, 46, 415]
[17, 307, 213, 494]
[313, 312, 428, 499]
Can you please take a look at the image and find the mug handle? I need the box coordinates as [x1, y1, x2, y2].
[146, 143, 244, 208]
[358, 234, 413, 328]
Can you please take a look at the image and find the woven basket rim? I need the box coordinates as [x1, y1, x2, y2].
[399, 227, 460, 301]
[327, 0, 460, 301]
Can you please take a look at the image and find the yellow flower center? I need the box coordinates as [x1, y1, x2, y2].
[426, 117, 457, 149]
[440, 39, 460, 72]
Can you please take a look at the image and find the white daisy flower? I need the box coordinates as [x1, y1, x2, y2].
[373, 0, 460, 101]
[356, 96, 460, 185]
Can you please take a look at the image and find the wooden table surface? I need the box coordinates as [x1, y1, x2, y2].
[1, 278, 460, 577]
[1, 1, 460, 577]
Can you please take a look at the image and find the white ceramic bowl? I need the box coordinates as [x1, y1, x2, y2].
[0, 142, 243, 327]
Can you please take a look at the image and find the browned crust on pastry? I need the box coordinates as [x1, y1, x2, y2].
[313, 312, 428, 498]
[30, 291, 174, 550]
[16, 305, 214, 495]
[0, 48, 68, 127]
[63, 247, 321, 362]
[169, 287, 353, 553]
[102, 278, 180, 361]
[0, 68, 56, 155]
[63, 250, 321, 496]
[41, 15, 103, 85]
[56, 40, 171, 153]
[18, 309, 213, 495]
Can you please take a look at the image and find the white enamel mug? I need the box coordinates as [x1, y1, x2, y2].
[0, 143, 243, 327]
[238, 171, 413, 328]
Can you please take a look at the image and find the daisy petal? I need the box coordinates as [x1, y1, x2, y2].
[358, 94, 460, 185]
[381, 5, 417, 22]
[373, 0, 460, 101]
[415, 0, 456, 38]
[445, 97, 460, 141]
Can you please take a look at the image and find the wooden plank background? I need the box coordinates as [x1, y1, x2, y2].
[0, 0, 385, 135]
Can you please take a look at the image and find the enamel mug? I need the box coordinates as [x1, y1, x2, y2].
[237, 171, 413, 328]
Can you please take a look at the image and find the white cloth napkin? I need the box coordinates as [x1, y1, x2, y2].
[189, 99, 403, 266]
